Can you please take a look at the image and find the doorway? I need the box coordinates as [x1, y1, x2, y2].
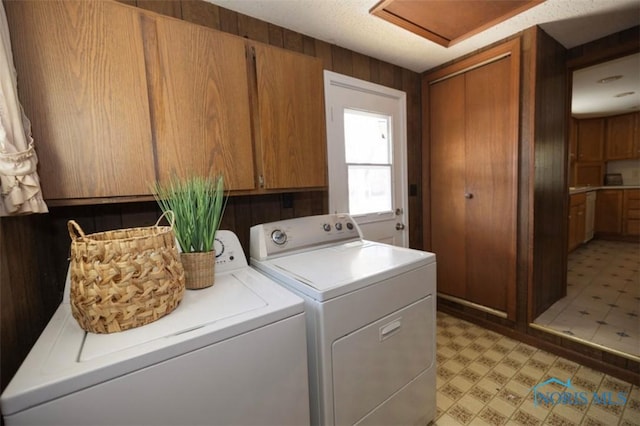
[323, 70, 409, 247]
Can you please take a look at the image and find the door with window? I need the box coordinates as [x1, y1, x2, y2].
[324, 71, 408, 247]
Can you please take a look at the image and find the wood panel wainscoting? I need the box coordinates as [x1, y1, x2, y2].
[0, 0, 423, 394]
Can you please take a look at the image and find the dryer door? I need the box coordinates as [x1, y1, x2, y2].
[331, 295, 434, 425]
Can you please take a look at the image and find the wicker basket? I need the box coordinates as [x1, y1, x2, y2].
[180, 250, 216, 289]
[67, 211, 185, 334]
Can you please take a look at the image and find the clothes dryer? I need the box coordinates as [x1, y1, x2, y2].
[251, 214, 437, 426]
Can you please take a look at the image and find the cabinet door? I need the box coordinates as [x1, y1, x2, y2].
[429, 74, 467, 299]
[624, 189, 640, 236]
[568, 118, 578, 186]
[605, 113, 638, 160]
[145, 15, 254, 190]
[575, 162, 603, 186]
[595, 190, 623, 234]
[464, 56, 517, 313]
[576, 118, 605, 161]
[6, 1, 156, 199]
[568, 193, 586, 252]
[251, 44, 327, 189]
[568, 204, 579, 252]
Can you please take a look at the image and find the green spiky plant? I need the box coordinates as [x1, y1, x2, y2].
[153, 175, 226, 253]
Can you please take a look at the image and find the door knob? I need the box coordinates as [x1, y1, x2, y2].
[464, 193, 474, 199]
[396, 223, 405, 230]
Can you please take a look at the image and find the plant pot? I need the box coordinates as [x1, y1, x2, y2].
[180, 251, 215, 289]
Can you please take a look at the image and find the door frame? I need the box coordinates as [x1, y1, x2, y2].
[323, 70, 409, 247]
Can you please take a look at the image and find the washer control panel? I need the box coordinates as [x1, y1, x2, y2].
[250, 214, 361, 260]
[214, 230, 248, 271]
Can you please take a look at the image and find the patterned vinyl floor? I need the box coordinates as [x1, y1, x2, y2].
[434, 312, 639, 425]
[534, 240, 639, 357]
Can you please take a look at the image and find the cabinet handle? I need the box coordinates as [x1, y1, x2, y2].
[464, 193, 473, 199]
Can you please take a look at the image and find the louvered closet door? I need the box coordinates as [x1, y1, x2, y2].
[429, 54, 517, 314]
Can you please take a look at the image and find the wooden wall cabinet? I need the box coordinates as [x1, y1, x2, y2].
[7, 0, 328, 203]
[574, 162, 604, 186]
[595, 189, 623, 235]
[426, 40, 519, 319]
[573, 118, 605, 187]
[143, 13, 255, 190]
[568, 118, 578, 187]
[576, 117, 605, 161]
[605, 112, 639, 160]
[568, 193, 586, 252]
[250, 44, 327, 189]
[6, 1, 157, 199]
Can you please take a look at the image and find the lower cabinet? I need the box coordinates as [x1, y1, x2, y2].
[623, 189, 640, 236]
[568, 193, 586, 252]
[595, 189, 624, 236]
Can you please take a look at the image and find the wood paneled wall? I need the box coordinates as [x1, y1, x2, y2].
[0, 0, 422, 393]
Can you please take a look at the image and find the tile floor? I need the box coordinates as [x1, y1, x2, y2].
[434, 312, 639, 425]
[533, 240, 639, 357]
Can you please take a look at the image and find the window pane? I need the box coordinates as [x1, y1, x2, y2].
[348, 165, 392, 215]
[344, 109, 390, 164]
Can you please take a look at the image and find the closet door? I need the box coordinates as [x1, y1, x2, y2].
[426, 39, 519, 319]
[429, 75, 466, 299]
[464, 56, 517, 312]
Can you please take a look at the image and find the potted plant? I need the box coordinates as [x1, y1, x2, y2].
[153, 175, 226, 289]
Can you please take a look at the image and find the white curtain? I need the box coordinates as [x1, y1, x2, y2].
[0, 2, 48, 216]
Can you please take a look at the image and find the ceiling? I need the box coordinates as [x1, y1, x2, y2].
[572, 52, 640, 118]
[205, 0, 640, 117]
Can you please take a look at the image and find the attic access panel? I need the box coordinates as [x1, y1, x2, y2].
[370, 0, 545, 47]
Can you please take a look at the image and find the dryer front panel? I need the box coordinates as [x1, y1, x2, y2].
[331, 295, 434, 425]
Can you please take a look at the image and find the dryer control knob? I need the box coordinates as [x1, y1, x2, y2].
[346, 222, 354, 230]
[323, 223, 331, 232]
[271, 229, 287, 245]
[335, 222, 343, 231]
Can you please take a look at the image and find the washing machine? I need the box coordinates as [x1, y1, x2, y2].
[250, 214, 437, 426]
[1, 231, 310, 426]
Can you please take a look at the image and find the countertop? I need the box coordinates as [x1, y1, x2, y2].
[569, 185, 640, 195]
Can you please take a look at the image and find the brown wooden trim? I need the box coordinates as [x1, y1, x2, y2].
[523, 27, 538, 324]
[370, 8, 450, 47]
[567, 34, 640, 71]
[424, 38, 521, 84]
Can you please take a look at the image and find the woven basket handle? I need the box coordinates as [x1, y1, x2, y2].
[155, 210, 175, 229]
[67, 220, 87, 241]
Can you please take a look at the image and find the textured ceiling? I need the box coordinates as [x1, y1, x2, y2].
[205, 0, 639, 73]
[206, 0, 640, 116]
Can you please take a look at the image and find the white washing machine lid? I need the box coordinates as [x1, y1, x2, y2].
[255, 240, 435, 301]
[0, 267, 303, 417]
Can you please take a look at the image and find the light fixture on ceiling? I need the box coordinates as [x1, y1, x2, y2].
[597, 75, 623, 83]
[615, 91, 635, 97]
